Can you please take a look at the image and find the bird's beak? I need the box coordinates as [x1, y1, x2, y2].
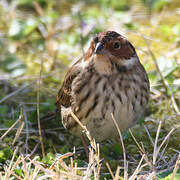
[94, 42, 104, 54]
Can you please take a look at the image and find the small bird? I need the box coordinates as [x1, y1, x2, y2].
[55, 31, 149, 142]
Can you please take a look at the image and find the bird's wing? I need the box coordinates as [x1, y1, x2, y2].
[55, 58, 82, 108]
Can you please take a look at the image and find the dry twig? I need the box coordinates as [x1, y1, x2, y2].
[111, 113, 128, 180]
[37, 58, 45, 158]
[0, 111, 23, 141]
[170, 152, 180, 180]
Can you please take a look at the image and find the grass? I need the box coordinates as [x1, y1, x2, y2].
[0, 111, 179, 179]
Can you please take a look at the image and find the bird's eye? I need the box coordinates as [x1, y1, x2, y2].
[113, 42, 120, 49]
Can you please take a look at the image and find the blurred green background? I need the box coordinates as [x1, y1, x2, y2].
[0, 0, 180, 178]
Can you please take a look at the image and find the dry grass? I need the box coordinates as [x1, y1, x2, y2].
[0, 110, 179, 179]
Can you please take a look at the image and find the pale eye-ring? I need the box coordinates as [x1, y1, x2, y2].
[113, 41, 120, 49]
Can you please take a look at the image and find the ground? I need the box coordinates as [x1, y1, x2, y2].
[0, 0, 180, 179]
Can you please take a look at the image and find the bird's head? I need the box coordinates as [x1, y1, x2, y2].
[84, 31, 139, 74]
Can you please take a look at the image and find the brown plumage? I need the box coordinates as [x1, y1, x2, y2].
[55, 31, 150, 141]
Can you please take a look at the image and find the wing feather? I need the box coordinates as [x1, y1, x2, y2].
[55, 58, 82, 108]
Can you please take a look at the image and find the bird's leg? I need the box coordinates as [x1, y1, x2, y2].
[80, 135, 89, 158]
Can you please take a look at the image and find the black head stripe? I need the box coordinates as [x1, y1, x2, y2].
[101, 31, 121, 43]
